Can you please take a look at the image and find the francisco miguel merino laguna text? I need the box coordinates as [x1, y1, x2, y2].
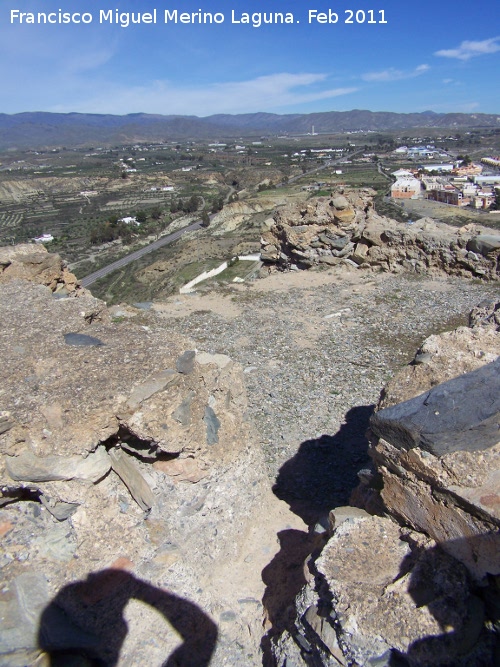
[10, 8, 388, 27]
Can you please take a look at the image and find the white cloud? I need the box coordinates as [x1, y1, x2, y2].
[435, 37, 500, 61]
[362, 64, 430, 82]
[50, 73, 359, 115]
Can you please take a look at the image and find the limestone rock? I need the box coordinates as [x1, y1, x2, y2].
[272, 300, 500, 667]
[368, 302, 500, 581]
[0, 244, 80, 293]
[379, 307, 500, 408]
[0, 248, 307, 667]
[109, 448, 155, 511]
[63, 332, 104, 347]
[467, 234, 500, 257]
[351, 241, 370, 265]
[153, 457, 208, 483]
[331, 195, 350, 210]
[333, 206, 356, 224]
[5, 447, 111, 483]
[469, 299, 500, 329]
[370, 441, 500, 580]
[261, 192, 500, 280]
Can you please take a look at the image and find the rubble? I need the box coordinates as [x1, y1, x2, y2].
[261, 192, 500, 280]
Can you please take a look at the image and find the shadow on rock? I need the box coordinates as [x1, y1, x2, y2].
[314, 519, 500, 667]
[387, 536, 500, 667]
[38, 568, 218, 667]
[272, 405, 374, 525]
[261, 406, 374, 666]
[261, 528, 317, 666]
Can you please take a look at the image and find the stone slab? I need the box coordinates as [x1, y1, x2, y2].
[370, 358, 500, 456]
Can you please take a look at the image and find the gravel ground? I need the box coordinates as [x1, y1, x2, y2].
[154, 267, 499, 523]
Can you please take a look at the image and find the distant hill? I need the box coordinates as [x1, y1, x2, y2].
[0, 109, 499, 149]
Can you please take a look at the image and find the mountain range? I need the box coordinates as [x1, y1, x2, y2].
[1, 109, 499, 149]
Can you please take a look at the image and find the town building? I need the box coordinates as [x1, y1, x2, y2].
[470, 190, 496, 209]
[426, 187, 466, 207]
[452, 163, 482, 177]
[392, 169, 414, 179]
[473, 175, 500, 185]
[390, 177, 422, 199]
[481, 157, 500, 168]
[422, 164, 454, 173]
[119, 217, 139, 226]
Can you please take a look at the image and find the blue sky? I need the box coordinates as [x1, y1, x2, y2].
[1, 0, 499, 115]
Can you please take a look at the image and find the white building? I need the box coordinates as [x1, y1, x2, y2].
[473, 175, 500, 185]
[422, 164, 454, 173]
[33, 234, 54, 244]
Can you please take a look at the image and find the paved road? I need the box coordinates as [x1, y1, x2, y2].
[80, 220, 202, 287]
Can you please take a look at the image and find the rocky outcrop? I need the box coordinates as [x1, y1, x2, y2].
[273, 301, 500, 666]
[368, 301, 500, 584]
[0, 247, 303, 666]
[0, 243, 80, 294]
[261, 192, 500, 280]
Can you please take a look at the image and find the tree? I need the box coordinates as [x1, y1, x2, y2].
[135, 210, 147, 223]
[150, 206, 162, 220]
[201, 209, 210, 227]
[457, 154, 472, 166]
[211, 197, 224, 213]
[185, 195, 200, 213]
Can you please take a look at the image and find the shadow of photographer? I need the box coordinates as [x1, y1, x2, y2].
[38, 568, 218, 667]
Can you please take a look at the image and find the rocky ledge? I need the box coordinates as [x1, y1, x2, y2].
[261, 190, 500, 280]
[272, 300, 500, 667]
[0, 243, 80, 294]
[0, 247, 301, 666]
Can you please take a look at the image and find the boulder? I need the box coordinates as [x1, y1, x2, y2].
[317, 515, 488, 667]
[351, 241, 370, 265]
[330, 195, 350, 210]
[371, 358, 500, 456]
[467, 235, 500, 257]
[0, 244, 79, 293]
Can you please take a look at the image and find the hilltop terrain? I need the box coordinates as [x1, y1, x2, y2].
[0, 176, 499, 666]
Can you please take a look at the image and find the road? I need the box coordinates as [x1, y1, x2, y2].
[80, 220, 201, 288]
